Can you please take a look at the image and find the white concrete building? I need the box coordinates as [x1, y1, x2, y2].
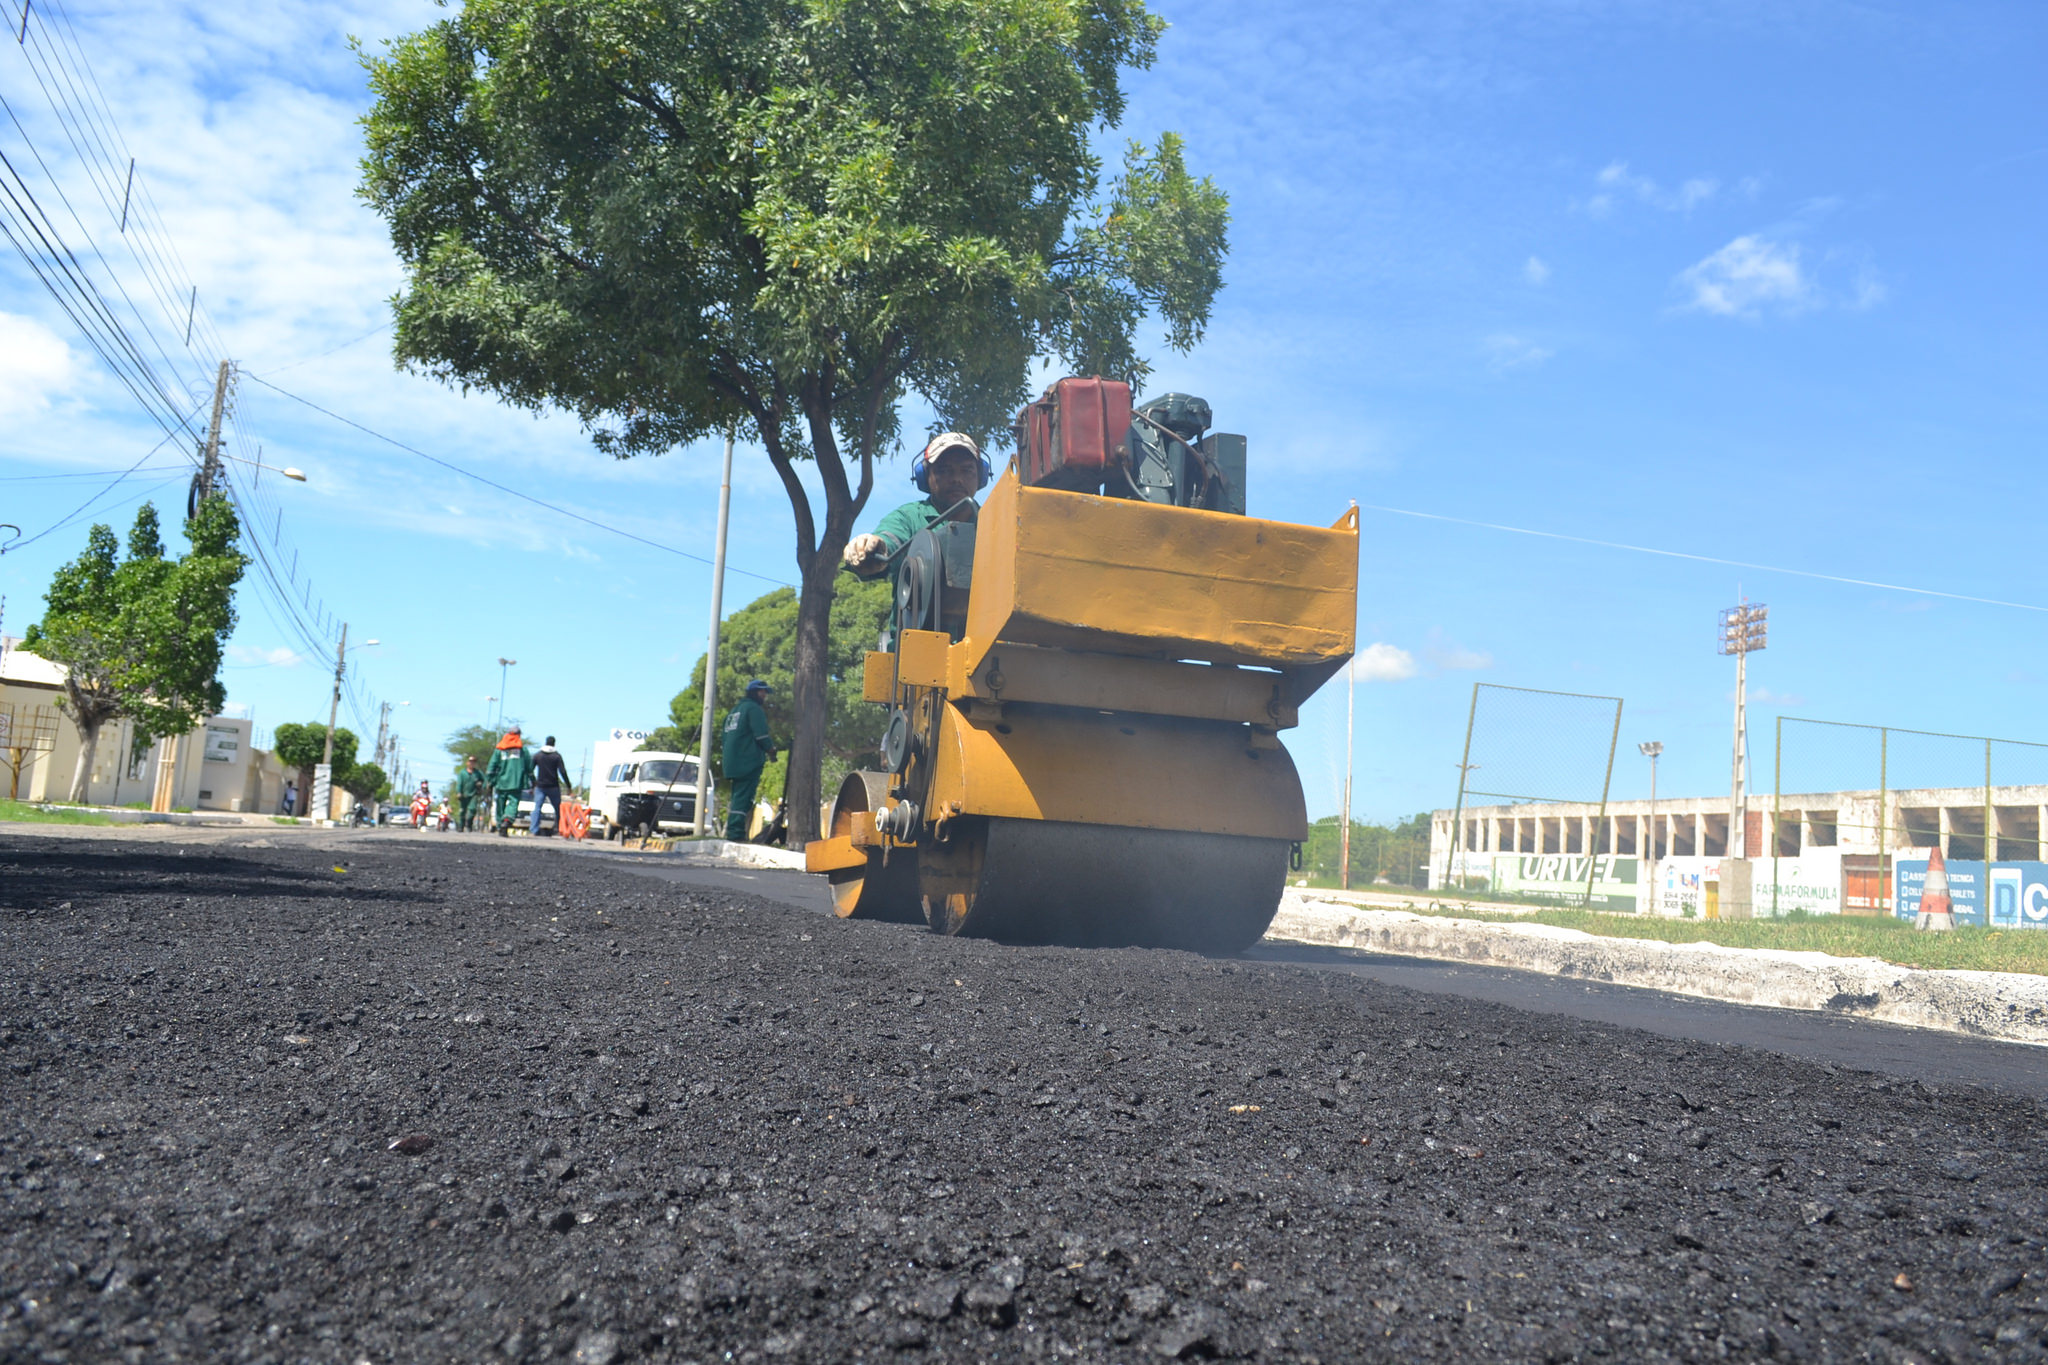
[1, 635, 293, 813]
[1428, 785, 2048, 922]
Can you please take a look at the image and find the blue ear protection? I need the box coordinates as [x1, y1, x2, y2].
[911, 437, 992, 494]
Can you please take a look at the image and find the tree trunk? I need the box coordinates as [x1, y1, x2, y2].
[785, 551, 840, 847]
[68, 716, 101, 805]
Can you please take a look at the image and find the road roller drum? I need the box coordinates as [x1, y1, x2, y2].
[807, 378, 1358, 953]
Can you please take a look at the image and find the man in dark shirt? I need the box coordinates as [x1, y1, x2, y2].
[529, 735, 571, 837]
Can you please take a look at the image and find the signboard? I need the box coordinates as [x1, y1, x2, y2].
[1894, 858, 2048, 930]
[1490, 854, 1638, 910]
[609, 728, 648, 742]
[203, 723, 239, 764]
[312, 763, 332, 823]
[1754, 854, 1843, 917]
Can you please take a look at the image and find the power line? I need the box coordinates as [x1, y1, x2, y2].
[0, 415, 194, 554]
[243, 372, 794, 586]
[1356, 502, 2048, 615]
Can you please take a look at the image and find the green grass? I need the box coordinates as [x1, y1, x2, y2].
[1392, 903, 2048, 976]
[0, 798, 120, 826]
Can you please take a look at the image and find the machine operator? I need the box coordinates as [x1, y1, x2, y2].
[840, 432, 991, 584]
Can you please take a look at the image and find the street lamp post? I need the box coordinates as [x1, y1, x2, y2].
[1638, 741, 1663, 914]
[496, 658, 517, 727]
[316, 629, 378, 822]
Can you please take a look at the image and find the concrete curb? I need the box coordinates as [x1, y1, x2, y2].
[662, 839, 807, 871]
[7, 805, 273, 828]
[1268, 894, 2048, 1046]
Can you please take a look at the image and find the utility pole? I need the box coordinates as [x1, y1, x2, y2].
[694, 427, 736, 836]
[323, 624, 348, 768]
[1340, 653, 1355, 890]
[188, 360, 234, 516]
[1717, 600, 1768, 859]
[373, 701, 391, 769]
[153, 361, 236, 814]
[1638, 741, 1663, 914]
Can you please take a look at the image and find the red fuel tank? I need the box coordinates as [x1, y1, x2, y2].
[1015, 377, 1131, 493]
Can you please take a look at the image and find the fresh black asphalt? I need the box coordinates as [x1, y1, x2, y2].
[4, 832, 2046, 1363]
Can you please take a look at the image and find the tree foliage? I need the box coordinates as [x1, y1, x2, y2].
[1302, 812, 1434, 889]
[644, 578, 891, 792]
[19, 499, 247, 802]
[272, 722, 386, 807]
[358, 0, 1228, 842]
[444, 722, 512, 776]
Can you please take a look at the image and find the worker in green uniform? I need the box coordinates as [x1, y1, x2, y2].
[720, 679, 776, 842]
[482, 726, 532, 836]
[455, 755, 483, 832]
[841, 432, 990, 589]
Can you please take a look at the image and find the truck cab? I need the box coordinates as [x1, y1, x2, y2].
[590, 751, 712, 839]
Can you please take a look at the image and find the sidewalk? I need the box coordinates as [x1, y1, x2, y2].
[1269, 891, 2048, 1046]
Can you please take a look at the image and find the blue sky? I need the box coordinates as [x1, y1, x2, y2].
[0, 0, 2043, 816]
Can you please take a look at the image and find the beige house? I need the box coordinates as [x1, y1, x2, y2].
[0, 634, 298, 814]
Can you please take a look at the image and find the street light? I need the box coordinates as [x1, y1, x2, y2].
[1638, 741, 1664, 914]
[496, 658, 517, 726]
[221, 451, 307, 482]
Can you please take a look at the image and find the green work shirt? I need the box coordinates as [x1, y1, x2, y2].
[846, 497, 969, 585]
[483, 745, 531, 793]
[456, 769, 482, 799]
[721, 696, 773, 780]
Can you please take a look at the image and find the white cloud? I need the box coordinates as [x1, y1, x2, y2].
[1522, 255, 1550, 286]
[1677, 235, 1813, 317]
[1425, 636, 1493, 671]
[1591, 161, 1719, 214]
[1482, 333, 1554, 371]
[0, 312, 82, 417]
[1352, 642, 1418, 682]
[227, 644, 304, 668]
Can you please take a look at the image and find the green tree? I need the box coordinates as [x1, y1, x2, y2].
[273, 722, 368, 813]
[445, 722, 511, 777]
[643, 577, 890, 799]
[20, 500, 247, 802]
[358, 0, 1229, 843]
[1303, 811, 1434, 889]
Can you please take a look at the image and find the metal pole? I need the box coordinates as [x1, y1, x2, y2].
[1773, 715, 1782, 917]
[1340, 654, 1354, 889]
[323, 624, 347, 767]
[694, 427, 736, 836]
[1445, 683, 1479, 892]
[1879, 726, 1888, 917]
[1587, 697, 1622, 908]
[1730, 644, 1747, 860]
[1986, 737, 1995, 888]
[1648, 749, 1658, 910]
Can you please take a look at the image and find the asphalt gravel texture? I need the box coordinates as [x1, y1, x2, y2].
[5, 832, 2048, 1365]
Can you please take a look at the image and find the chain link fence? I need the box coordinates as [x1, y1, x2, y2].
[1771, 717, 2048, 921]
[1444, 682, 1624, 905]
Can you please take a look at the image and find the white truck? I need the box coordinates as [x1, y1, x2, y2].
[587, 729, 713, 839]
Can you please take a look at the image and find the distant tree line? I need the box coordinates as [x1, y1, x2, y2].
[1301, 812, 1433, 889]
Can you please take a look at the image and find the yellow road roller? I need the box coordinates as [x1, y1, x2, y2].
[805, 379, 1358, 952]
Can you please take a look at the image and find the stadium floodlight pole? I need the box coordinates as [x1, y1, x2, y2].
[1717, 600, 1768, 860]
[1638, 741, 1663, 914]
[695, 426, 736, 836]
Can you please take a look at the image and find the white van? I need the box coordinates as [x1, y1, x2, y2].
[589, 751, 713, 839]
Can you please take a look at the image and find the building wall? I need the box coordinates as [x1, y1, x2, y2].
[1431, 784, 2048, 887]
[2, 640, 288, 812]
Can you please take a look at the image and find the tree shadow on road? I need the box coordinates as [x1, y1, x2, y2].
[0, 840, 414, 912]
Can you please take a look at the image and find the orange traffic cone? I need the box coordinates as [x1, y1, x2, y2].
[1916, 845, 1955, 931]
